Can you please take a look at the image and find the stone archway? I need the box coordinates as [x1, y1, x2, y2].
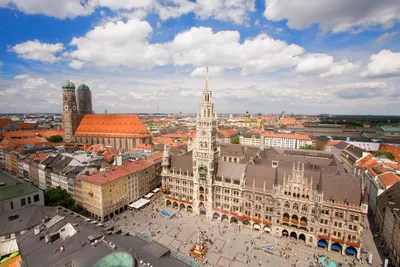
[243, 219, 250, 226]
[187, 205, 193, 213]
[282, 229, 289, 237]
[299, 234, 306, 242]
[282, 213, 290, 223]
[345, 246, 357, 257]
[331, 242, 342, 252]
[173, 201, 178, 209]
[221, 214, 229, 222]
[179, 203, 185, 210]
[253, 223, 261, 231]
[166, 200, 172, 207]
[290, 231, 297, 239]
[213, 212, 220, 220]
[317, 239, 328, 249]
[198, 202, 206, 215]
[230, 216, 238, 224]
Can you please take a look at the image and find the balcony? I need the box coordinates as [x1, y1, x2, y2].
[300, 221, 308, 226]
[282, 217, 289, 222]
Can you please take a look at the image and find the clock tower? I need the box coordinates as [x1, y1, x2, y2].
[192, 68, 219, 219]
[61, 81, 80, 143]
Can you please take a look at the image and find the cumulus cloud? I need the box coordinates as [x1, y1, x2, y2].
[14, 74, 30, 79]
[295, 54, 333, 74]
[190, 67, 223, 77]
[128, 89, 169, 100]
[264, 0, 400, 33]
[376, 32, 398, 43]
[10, 39, 64, 63]
[361, 50, 400, 78]
[320, 60, 360, 78]
[68, 60, 85, 70]
[0, 0, 255, 24]
[332, 82, 389, 99]
[69, 19, 169, 68]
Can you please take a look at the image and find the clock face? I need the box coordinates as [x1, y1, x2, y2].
[72, 106, 77, 111]
[64, 105, 68, 111]
[202, 130, 206, 135]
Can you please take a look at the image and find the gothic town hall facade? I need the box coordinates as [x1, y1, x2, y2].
[161, 72, 367, 258]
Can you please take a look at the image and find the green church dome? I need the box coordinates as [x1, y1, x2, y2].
[62, 81, 75, 89]
[77, 84, 90, 91]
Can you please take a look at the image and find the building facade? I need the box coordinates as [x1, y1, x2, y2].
[77, 83, 93, 116]
[62, 81, 81, 143]
[161, 71, 367, 258]
[240, 132, 312, 149]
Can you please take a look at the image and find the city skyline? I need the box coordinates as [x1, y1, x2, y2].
[1, 0, 400, 114]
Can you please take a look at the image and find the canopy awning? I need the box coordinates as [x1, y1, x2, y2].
[318, 240, 327, 247]
[346, 247, 357, 255]
[145, 193, 154, 199]
[332, 244, 341, 251]
[129, 198, 150, 209]
[0, 239, 18, 257]
[264, 226, 271, 232]
[152, 188, 160, 193]
[253, 224, 261, 230]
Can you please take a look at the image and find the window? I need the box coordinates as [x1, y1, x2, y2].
[4, 234, 11, 240]
[28, 196, 31, 204]
[34, 194, 39, 202]
[10, 201, 13, 210]
[21, 198, 26, 206]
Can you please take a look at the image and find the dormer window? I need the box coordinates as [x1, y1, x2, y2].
[272, 161, 278, 168]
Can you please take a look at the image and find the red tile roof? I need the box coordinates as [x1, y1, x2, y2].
[83, 159, 154, 186]
[0, 118, 14, 128]
[378, 172, 400, 187]
[15, 122, 34, 129]
[279, 117, 296, 124]
[379, 144, 400, 162]
[74, 114, 151, 138]
[0, 130, 63, 139]
[218, 129, 236, 137]
[0, 136, 49, 149]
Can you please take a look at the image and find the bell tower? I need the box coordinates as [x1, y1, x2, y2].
[192, 68, 218, 219]
[62, 81, 80, 143]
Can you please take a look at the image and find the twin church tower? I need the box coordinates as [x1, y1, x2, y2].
[61, 81, 93, 142]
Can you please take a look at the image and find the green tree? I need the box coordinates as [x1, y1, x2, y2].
[46, 135, 63, 143]
[371, 151, 395, 160]
[300, 144, 314, 150]
[44, 187, 77, 211]
[232, 136, 240, 144]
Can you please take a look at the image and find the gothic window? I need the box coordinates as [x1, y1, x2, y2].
[293, 203, 299, 211]
[64, 95, 67, 101]
[204, 142, 208, 148]
[312, 208, 316, 215]
[203, 110, 206, 118]
[302, 205, 308, 212]
[284, 201, 290, 208]
[207, 109, 210, 117]
[200, 142, 203, 148]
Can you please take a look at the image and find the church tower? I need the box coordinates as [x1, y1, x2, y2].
[192, 68, 218, 219]
[62, 81, 80, 143]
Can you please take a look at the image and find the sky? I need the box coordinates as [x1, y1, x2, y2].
[0, 0, 399, 115]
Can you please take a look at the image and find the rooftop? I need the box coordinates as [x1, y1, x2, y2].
[0, 182, 41, 202]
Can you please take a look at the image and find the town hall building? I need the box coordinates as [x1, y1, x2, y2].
[161, 70, 368, 258]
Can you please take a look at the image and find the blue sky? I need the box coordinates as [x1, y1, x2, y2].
[0, 0, 399, 115]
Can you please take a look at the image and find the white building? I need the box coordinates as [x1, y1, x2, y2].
[240, 131, 312, 149]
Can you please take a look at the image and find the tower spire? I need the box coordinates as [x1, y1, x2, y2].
[318, 171, 323, 194]
[274, 167, 279, 186]
[205, 67, 210, 91]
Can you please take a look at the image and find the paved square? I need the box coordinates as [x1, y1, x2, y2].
[167, 227, 180, 238]
[169, 239, 182, 250]
[235, 252, 249, 264]
[216, 256, 231, 267]
[213, 238, 226, 253]
[157, 233, 174, 246]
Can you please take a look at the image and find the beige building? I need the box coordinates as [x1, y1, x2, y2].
[161, 70, 368, 258]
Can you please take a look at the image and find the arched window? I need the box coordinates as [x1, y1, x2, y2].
[203, 110, 206, 118]
[284, 201, 290, 208]
[302, 205, 308, 212]
[311, 208, 316, 215]
[293, 203, 299, 211]
[64, 95, 67, 101]
[200, 142, 203, 148]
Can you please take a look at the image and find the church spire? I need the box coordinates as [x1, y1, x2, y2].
[274, 167, 279, 186]
[318, 171, 323, 194]
[205, 67, 210, 91]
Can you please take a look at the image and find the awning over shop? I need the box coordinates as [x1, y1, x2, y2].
[129, 198, 150, 209]
[253, 224, 261, 230]
[264, 226, 271, 232]
[152, 188, 160, 193]
[318, 240, 328, 248]
[346, 247, 357, 255]
[332, 244, 341, 251]
[145, 193, 154, 199]
[0, 239, 18, 257]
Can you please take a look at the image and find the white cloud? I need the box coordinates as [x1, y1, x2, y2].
[22, 78, 49, 89]
[128, 90, 168, 100]
[190, 67, 223, 77]
[10, 39, 64, 63]
[70, 19, 169, 68]
[330, 82, 390, 99]
[320, 59, 360, 78]
[361, 50, 400, 78]
[264, 0, 400, 33]
[14, 74, 30, 80]
[0, 0, 94, 19]
[376, 32, 398, 43]
[68, 60, 85, 70]
[295, 54, 333, 74]
[96, 90, 118, 97]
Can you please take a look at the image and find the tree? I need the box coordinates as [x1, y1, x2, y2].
[300, 144, 314, 150]
[232, 136, 240, 144]
[46, 135, 63, 143]
[44, 187, 77, 211]
[371, 151, 395, 160]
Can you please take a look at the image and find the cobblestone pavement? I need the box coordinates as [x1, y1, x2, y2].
[105, 198, 382, 267]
